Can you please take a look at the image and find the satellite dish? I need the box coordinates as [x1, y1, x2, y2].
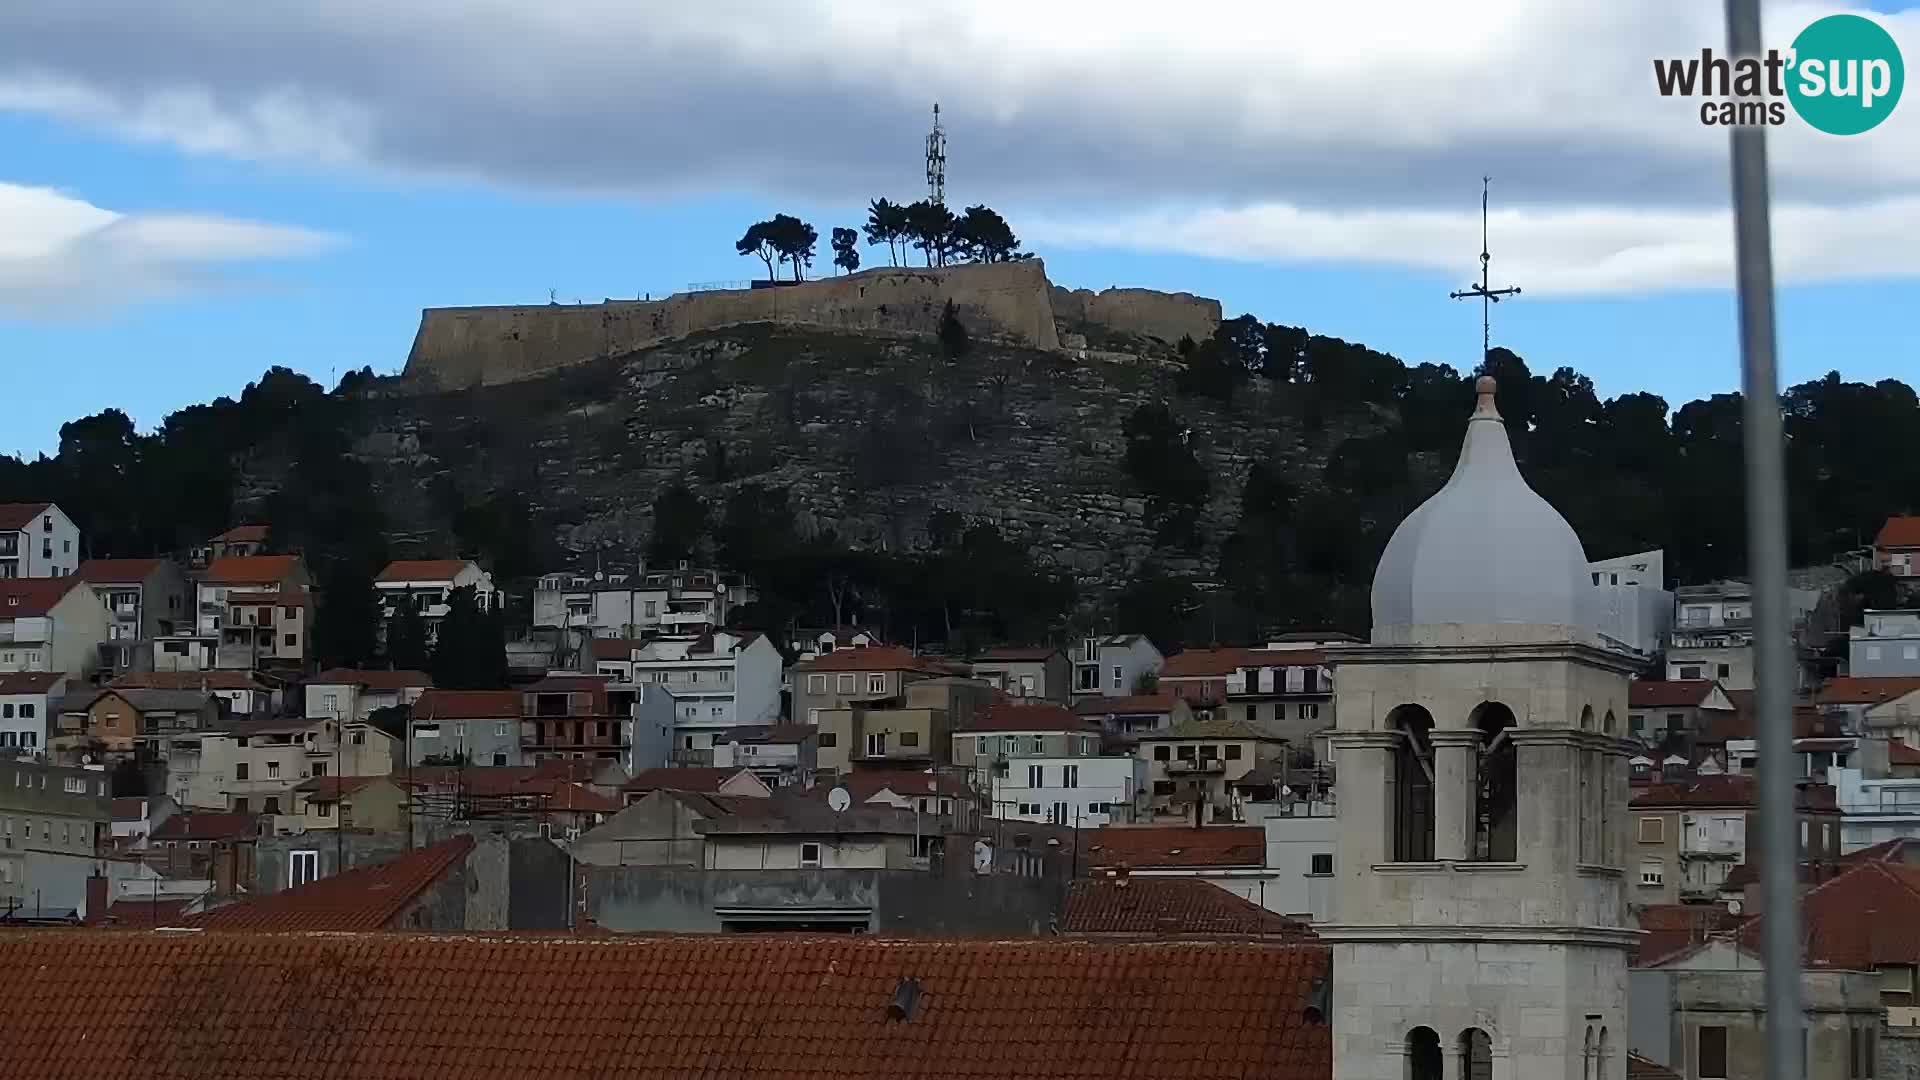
[972, 839, 993, 875]
[827, 787, 852, 813]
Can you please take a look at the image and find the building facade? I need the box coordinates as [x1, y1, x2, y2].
[77, 557, 189, 644]
[0, 577, 109, 680]
[814, 676, 994, 775]
[0, 759, 111, 918]
[0, 503, 81, 580]
[1852, 609, 1920, 678]
[1068, 633, 1164, 703]
[591, 631, 782, 757]
[0, 671, 68, 757]
[1158, 643, 1337, 744]
[194, 555, 313, 670]
[968, 647, 1071, 704]
[533, 562, 755, 639]
[376, 559, 498, 644]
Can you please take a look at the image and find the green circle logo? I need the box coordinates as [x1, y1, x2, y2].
[1787, 14, 1904, 135]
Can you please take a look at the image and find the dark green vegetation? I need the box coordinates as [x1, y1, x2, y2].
[6, 311, 1916, 657]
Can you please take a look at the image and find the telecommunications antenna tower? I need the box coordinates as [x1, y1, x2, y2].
[926, 103, 947, 206]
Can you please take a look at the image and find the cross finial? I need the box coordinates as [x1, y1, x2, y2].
[1450, 176, 1522, 366]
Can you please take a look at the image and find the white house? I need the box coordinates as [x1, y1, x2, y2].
[0, 577, 108, 679]
[1253, 805, 1338, 923]
[0, 502, 81, 579]
[590, 631, 783, 756]
[1588, 549, 1673, 657]
[1851, 609, 1920, 678]
[193, 554, 313, 669]
[109, 670, 276, 720]
[376, 559, 497, 644]
[711, 724, 817, 788]
[531, 562, 754, 639]
[76, 557, 189, 643]
[1068, 633, 1164, 702]
[304, 668, 433, 723]
[0, 670, 70, 757]
[990, 755, 1145, 829]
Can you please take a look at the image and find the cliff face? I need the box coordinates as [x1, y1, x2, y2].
[356, 324, 1365, 589]
[402, 260, 1221, 390]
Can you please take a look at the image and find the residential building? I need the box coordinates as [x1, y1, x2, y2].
[1828, 737, 1920, 853]
[376, 558, 498, 644]
[1157, 643, 1335, 743]
[1627, 679, 1737, 749]
[168, 715, 398, 830]
[143, 811, 261, 895]
[1, 931, 1333, 1078]
[1628, 775, 1840, 906]
[1668, 581, 1756, 689]
[791, 626, 882, 662]
[290, 776, 409, 833]
[0, 502, 81, 579]
[52, 687, 223, 767]
[533, 562, 755, 638]
[1254, 807, 1339, 922]
[968, 646, 1071, 703]
[304, 668, 432, 723]
[592, 630, 783, 758]
[0, 671, 69, 757]
[111, 670, 276, 719]
[699, 801, 934, 870]
[1876, 514, 1920, 577]
[110, 794, 177, 851]
[833, 767, 983, 830]
[711, 724, 817, 788]
[1079, 824, 1276, 908]
[790, 643, 963, 739]
[76, 557, 188, 643]
[404, 761, 632, 826]
[521, 674, 627, 763]
[1818, 675, 1920, 744]
[950, 699, 1135, 827]
[1073, 692, 1195, 743]
[0, 759, 111, 919]
[1068, 632, 1164, 702]
[623, 766, 773, 802]
[573, 789, 775, 867]
[1060, 875, 1312, 937]
[1851, 608, 1920, 677]
[1588, 548, 1674, 657]
[1134, 718, 1289, 822]
[193, 554, 313, 670]
[195, 834, 477, 929]
[813, 675, 994, 775]
[206, 524, 271, 561]
[0, 577, 109, 679]
[409, 688, 526, 768]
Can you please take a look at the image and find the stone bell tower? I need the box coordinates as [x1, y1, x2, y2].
[1321, 377, 1639, 1080]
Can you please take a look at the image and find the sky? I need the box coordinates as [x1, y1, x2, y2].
[3, 1, 1918, 457]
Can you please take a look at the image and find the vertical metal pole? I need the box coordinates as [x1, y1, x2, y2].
[1723, 3, 1801, 1078]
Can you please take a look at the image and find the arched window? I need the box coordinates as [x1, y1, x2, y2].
[1603, 709, 1616, 735]
[1388, 705, 1435, 862]
[1580, 705, 1596, 731]
[1469, 702, 1517, 861]
[1598, 1027, 1611, 1076]
[1583, 1025, 1596, 1080]
[1406, 1026, 1443, 1080]
[1459, 1028, 1493, 1080]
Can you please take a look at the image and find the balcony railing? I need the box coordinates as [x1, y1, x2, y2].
[1167, 758, 1227, 774]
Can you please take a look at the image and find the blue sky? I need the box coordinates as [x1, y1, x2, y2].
[3, 1, 1918, 456]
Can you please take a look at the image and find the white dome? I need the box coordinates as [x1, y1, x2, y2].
[1370, 376, 1594, 646]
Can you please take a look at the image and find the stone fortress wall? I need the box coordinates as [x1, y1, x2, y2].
[402, 259, 1222, 389]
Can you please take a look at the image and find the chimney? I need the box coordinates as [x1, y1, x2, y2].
[1860, 737, 1891, 780]
[1193, 792, 1205, 830]
[85, 873, 109, 920]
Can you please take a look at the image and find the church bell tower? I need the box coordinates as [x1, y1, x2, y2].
[1321, 377, 1639, 1080]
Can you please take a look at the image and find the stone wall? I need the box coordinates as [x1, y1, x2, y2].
[1051, 285, 1222, 345]
[405, 261, 1065, 389]
[582, 865, 1063, 935]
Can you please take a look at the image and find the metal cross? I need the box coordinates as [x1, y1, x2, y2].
[1449, 176, 1522, 366]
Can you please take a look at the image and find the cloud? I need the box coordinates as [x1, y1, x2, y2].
[0, 1, 1916, 292]
[0, 182, 342, 316]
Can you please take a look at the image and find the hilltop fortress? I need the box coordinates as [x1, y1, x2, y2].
[402, 259, 1221, 388]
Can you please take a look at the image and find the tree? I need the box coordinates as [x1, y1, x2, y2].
[384, 603, 430, 672]
[314, 564, 380, 670]
[864, 198, 909, 265]
[904, 200, 958, 266]
[766, 214, 819, 281]
[952, 205, 1021, 263]
[831, 227, 861, 275]
[735, 221, 779, 280]
[938, 300, 971, 362]
[648, 483, 707, 565]
[431, 585, 508, 690]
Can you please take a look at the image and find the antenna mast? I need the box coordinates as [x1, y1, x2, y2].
[925, 103, 947, 206]
[1449, 176, 1522, 367]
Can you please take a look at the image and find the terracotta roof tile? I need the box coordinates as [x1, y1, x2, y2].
[376, 558, 475, 582]
[0, 670, 67, 694]
[1162, 647, 1326, 679]
[956, 700, 1100, 734]
[1135, 717, 1277, 741]
[1629, 679, 1721, 709]
[794, 645, 965, 675]
[1065, 877, 1313, 936]
[1817, 676, 1920, 706]
[1737, 860, 1920, 968]
[1083, 825, 1266, 869]
[211, 524, 271, 544]
[1877, 515, 1920, 549]
[150, 812, 262, 842]
[201, 555, 302, 585]
[624, 767, 759, 794]
[293, 776, 392, 801]
[189, 836, 475, 932]
[1630, 775, 1837, 810]
[1074, 692, 1182, 715]
[0, 931, 1332, 1079]
[1629, 1053, 1683, 1080]
[414, 688, 522, 719]
[75, 557, 168, 583]
[89, 898, 193, 928]
[1894, 741, 1920, 766]
[837, 768, 977, 802]
[590, 637, 643, 660]
[110, 671, 266, 692]
[308, 668, 433, 690]
[1632, 904, 1745, 966]
[0, 577, 88, 619]
[0, 502, 52, 531]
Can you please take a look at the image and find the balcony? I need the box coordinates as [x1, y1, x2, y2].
[659, 609, 715, 628]
[670, 748, 715, 767]
[1167, 758, 1227, 775]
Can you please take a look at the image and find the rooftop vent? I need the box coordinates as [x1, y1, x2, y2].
[1303, 976, 1330, 1024]
[888, 977, 922, 1022]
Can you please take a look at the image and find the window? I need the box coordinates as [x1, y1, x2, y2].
[1310, 853, 1334, 876]
[1153, 780, 1176, 796]
[1199, 744, 1218, 761]
[495, 721, 509, 737]
[63, 777, 85, 793]
[1176, 745, 1195, 761]
[351, 732, 365, 745]
[1639, 817, 1665, 843]
[1853, 1025, 1877, 1078]
[1698, 1025, 1728, 1079]
[818, 731, 837, 747]
[233, 797, 249, 813]
[492, 753, 507, 767]
[1225, 744, 1243, 760]
[977, 736, 990, 755]
[867, 674, 887, 694]
[1063, 765, 1079, 788]
[865, 732, 886, 756]
[807, 674, 826, 693]
[323, 692, 338, 713]
[1717, 663, 1731, 678]
[837, 674, 856, 693]
[264, 797, 280, 814]
[284, 634, 297, 647]
[316, 802, 333, 818]
[1028, 765, 1044, 787]
[1679, 665, 1703, 679]
[1019, 674, 1036, 695]
[800, 842, 822, 868]
[1301, 703, 1319, 720]
[1110, 665, 1122, 690]
[266, 761, 281, 779]
[312, 762, 327, 777]
[235, 763, 250, 781]
[1639, 860, 1664, 887]
[289, 849, 320, 888]
[900, 730, 919, 747]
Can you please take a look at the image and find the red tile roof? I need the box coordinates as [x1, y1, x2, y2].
[590, 638, 643, 660]
[794, 645, 964, 675]
[547, 783, 623, 813]
[294, 776, 393, 801]
[1877, 515, 1920, 549]
[1083, 825, 1266, 869]
[0, 502, 52, 530]
[972, 646, 1060, 661]
[150, 812, 261, 842]
[308, 668, 433, 690]
[110, 797, 154, 821]
[1737, 860, 1920, 968]
[1064, 877, 1312, 936]
[201, 555, 302, 585]
[1629, 679, 1721, 709]
[0, 932, 1332, 1079]
[1817, 676, 1920, 706]
[1631, 775, 1836, 811]
[111, 671, 266, 691]
[838, 768, 977, 802]
[1074, 692, 1182, 715]
[624, 767, 761, 794]
[1633, 904, 1746, 966]
[1895, 741, 1920, 766]
[226, 588, 308, 605]
[75, 557, 167, 583]
[90, 899, 194, 929]
[414, 688, 522, 720]
[957, 700, 1099, 734]
[0, 671, 67, 694]
[0, 577, 88, 618]
[376, 558, 475, 582]
[189, 836, 475, 932]
[1628, 1053, 1683, 1080]
[1161, 647, 1326, 679]
[211, 524, 271, 544]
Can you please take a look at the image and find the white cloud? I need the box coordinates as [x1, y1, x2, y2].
[0, 182, 342, 316]
[0, 1, 1916, 291]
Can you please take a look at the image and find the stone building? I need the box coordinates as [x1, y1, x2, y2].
[1322, 377, 1638, 1080]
